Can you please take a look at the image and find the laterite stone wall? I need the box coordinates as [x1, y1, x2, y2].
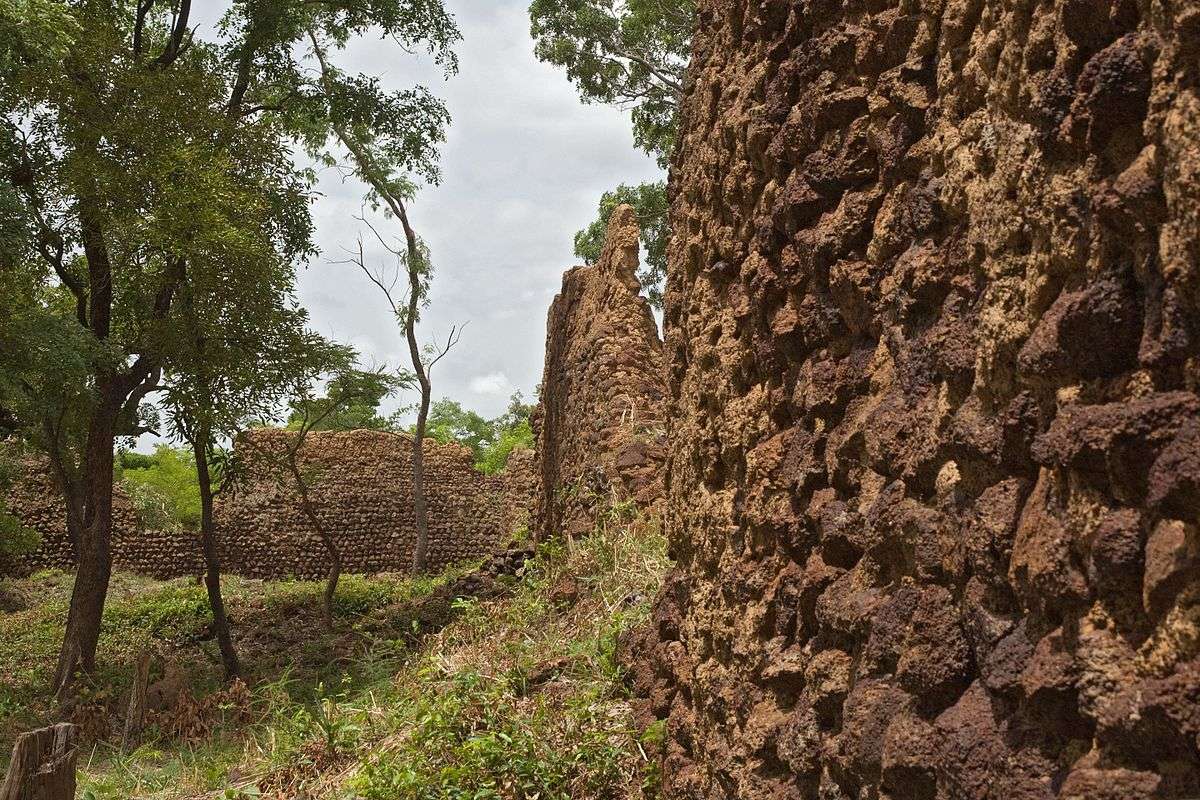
[214, 428, 532, 579]
[531, 205, 669, 539]
[6, 431, 535, 580]
[631, 0, 1200, 797]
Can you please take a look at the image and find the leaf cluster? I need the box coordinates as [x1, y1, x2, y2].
[286, 369, 412, 435]
[422, 392, 535, 473]
[529, 0, 694, 167]
[0, 0, 461, 500]
[115, 446, 203, 532]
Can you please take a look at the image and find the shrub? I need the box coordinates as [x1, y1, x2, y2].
[118, 446, 202, 531]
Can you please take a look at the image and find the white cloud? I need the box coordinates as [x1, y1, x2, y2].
[469, 372, 513, 396]
[290, 0, 663, 421]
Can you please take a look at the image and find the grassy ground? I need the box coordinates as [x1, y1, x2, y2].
[0, 505, 668, 799]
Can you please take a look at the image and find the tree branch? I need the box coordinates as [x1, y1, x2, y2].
[154, 0, 192, 68]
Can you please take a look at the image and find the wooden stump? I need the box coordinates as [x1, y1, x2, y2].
[0, 723, 79, 800]
[122, 650, 152, 751]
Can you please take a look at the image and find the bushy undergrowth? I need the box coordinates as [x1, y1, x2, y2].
[347, 507, 667, 800]
[0, 569, 465, 749]
[0, 505, 668, 800]
[117, 446, 205, 532]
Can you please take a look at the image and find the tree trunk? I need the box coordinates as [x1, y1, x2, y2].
[311, 41, 437, 577]
[289, 458, 341, 630]
[53, 400, 119, 702]
[323, 554, 341, 630]
[0, 723, 79, 800]
[193, 439, 239, 680]
[410, 378, 431, 574]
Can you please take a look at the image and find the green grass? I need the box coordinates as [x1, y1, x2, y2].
[0, 505, 669, 799]
[0, 566, 472, 749]
[345, 509, 668, 800]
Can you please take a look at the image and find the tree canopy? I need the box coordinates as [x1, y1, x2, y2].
[0, 0, 461, 695]
[423, 392, 535, 473]
[530, 0, 692, 166]
[530, 0, 695, 307]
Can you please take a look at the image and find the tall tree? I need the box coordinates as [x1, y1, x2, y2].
[345, 225, 462, 574]
[0, 0, 459, 699]
[530, 0, 695, 305]
[303, 29, 462, 575]
[423, 399, 495, 461]
[161, 257, 333, 679]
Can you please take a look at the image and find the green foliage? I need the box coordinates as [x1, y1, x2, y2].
[574, 180, 669, 306]
[531, 1, 693, 308]
[423, 399, 496, 457]
[529, 0, 694, 167]
[0, 447, 37, 563]
[116, 446, 202, 532]
[0, 0, 461, 538]
[347, 511, 668, 800]
[352, 671, 629, 799]
[1, 504, 669, 799]
[476, 420, 535, 476]
[286, 370, 409, 433]
[420, 392, 534, 473]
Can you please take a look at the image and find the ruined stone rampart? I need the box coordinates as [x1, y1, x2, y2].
[633, 1, 1200, 797]
[532, 205, 669, 539]
[6, 432, 534, 580]
[6, 458, 201, 580]
[215, 428, 531, 579]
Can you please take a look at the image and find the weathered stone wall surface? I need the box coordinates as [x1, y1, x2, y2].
[494, 448, 537, 535]
[215, 429, 533, 579]
[5, 457, 202, 580]
[532, 205, 669, 539]
[7, 433, 535, 580]
[638, 0, 1200, 797]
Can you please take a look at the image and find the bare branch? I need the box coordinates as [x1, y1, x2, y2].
[427, 323, 466, 375]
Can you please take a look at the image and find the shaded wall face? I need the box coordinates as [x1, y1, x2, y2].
[652, 0, 1200, 797]
[215, 429, 534, 579]
[4, 459, 199, 580]
[532, 206, 669, 540]
[6, 433, 535, 580]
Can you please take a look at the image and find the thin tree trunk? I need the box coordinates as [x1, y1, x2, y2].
[323, 555, 341, 630]
[411, 377, 431, 574]
[308, 32, 437, 576]
[288, 459, 341, 629]
[193, 439, 239, 680]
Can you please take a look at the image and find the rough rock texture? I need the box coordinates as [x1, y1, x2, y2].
[7, 432, 535, 580]
[532, 204, 669, 539]
[637, 0, 1200, 797]
[213, 429, 534, 579]
[497, 448, 537, 535]
[6, 457, 201, 580]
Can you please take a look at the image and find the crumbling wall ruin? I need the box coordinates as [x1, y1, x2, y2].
[531, 205, 669, 539]
[215, 428, 532, 579]
[633, 0, 1200, 797]
[6, 432, 535, 580]
[5, 457, 201, 580]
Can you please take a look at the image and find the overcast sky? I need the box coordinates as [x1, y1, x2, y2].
[191, 0, 662, 425]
